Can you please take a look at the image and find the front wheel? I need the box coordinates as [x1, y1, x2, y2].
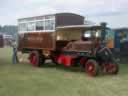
[107, 63, 119, 74]
[85, 59, 99, 76]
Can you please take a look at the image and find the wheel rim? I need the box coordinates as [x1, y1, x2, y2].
[108, 63, 117, 73]
[30, 54, 38, 66]
[86, 62, 96, 76]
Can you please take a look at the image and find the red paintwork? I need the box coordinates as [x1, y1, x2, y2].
[80, 57, 87, 65]
[29, 54, 38, 66]
[57, 54, 66, 65]
[106, 63, 117, 73]
[70, 59, 76, 66]
[101, 63, 117, 74]
[57, 54, 77, 66]
[85, 62, 96, 76]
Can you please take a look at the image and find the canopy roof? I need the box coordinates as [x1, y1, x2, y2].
[56, 24, 102, 31]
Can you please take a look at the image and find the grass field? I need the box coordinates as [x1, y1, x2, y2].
[0, 48, 128, 96]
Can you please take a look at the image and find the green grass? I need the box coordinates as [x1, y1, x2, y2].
[0, 48, 128, 96]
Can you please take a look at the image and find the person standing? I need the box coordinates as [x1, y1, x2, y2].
[11, 41, 19, 64]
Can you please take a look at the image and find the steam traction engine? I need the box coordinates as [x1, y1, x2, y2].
[18, 13, 118, 76]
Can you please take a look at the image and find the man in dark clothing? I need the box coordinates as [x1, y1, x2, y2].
[12, 41, 19, 64]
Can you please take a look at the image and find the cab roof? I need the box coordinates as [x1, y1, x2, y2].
[56, 24, 102, 31]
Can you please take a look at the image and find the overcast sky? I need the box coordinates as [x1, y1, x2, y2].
[0, 0, 128, 28]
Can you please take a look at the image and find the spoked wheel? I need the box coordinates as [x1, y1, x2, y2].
[30, 54, 38, 66]
[85, 59, 99, 76]
[29, 51, 45, 67]
[107, 63, 119, 74]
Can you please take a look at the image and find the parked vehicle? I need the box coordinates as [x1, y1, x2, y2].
[0, 34, 14, 47]
[18, 13, 118, 76]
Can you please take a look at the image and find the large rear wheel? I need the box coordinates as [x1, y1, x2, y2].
[29, 51, 45, 67]
[85, 59, 99, 76]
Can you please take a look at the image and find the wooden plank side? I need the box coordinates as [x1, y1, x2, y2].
[18, 32, 56, 50]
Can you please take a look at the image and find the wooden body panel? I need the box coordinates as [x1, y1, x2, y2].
[18, 32, 56, 50]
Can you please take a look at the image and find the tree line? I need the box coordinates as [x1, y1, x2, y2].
[0, 25, 18, 38]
